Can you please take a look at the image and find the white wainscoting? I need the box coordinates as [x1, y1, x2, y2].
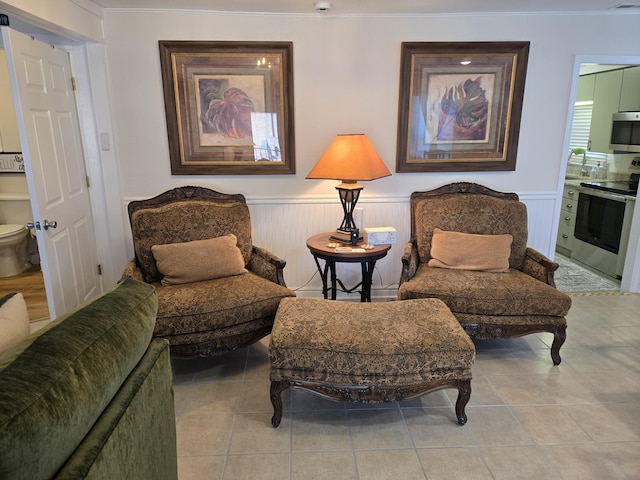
[245, 191, 559, 300]
[123, 191, 559, 300]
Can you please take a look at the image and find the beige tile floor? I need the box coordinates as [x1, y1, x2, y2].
[172, 293, 640, 480]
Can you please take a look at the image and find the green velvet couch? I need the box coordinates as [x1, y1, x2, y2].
[0, 278, 178, 480]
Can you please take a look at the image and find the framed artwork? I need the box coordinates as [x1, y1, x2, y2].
[396, 41, 529, 172]
[159, 41, 295, 175]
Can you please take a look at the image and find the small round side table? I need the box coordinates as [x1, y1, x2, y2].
[306, 232, 391, 302]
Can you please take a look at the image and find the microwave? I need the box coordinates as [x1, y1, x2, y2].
[610, 112, 640, 152]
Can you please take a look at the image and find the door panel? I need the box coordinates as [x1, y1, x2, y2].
[2, 27, 101, 318]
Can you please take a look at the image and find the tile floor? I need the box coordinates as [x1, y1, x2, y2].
[172, 293, 640, 480]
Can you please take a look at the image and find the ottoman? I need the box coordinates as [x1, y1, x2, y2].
[269, 297, 475, 427]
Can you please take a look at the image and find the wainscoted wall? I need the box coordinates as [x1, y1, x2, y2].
[124, 190, 558, 300]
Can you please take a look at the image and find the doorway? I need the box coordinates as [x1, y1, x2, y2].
[558, 56, 640, 293]
[1, 27, 106, 319]
[0, 49, 46, 322]
[0, 10, 129, 319]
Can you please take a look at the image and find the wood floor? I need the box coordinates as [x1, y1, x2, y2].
[0, 265, 49, 322]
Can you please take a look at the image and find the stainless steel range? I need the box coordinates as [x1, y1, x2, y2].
[572, 167, 638, 279]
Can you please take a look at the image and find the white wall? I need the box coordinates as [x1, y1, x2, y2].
[0, 51, 20, 152]
[101, 10, 640, 293]
[3, 3, 640, 293]
[0, 49, 31, 226]
[103, 11, 640, 199]
[0, 0, 104, 43]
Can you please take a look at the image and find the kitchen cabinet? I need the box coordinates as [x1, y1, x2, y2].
[589, 69, 623, 153]
[618, 66, 640, 112]
[556, 183, 578, 256]
[577, 74, 595, 102]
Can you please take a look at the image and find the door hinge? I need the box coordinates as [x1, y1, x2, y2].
[97, 264, 103, 275]
[71, 76, 76, 91]
[86, 175, 91, 188]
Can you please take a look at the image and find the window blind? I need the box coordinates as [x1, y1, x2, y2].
[569, 101, 593, 151]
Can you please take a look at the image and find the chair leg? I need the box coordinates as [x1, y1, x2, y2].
[551, 326, 567, 366]
[455, 379, 472, 425]
[270, 380, 288, 427]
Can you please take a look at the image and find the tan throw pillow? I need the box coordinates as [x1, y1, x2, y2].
[151, 234, 247, 286]
[0, 293, 30, 356]
[428, 228, 513, 273]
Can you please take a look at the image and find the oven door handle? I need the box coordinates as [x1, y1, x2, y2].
[576, 186, 631, 202]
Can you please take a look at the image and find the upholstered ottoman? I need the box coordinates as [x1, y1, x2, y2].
[269, 297, 475, 427]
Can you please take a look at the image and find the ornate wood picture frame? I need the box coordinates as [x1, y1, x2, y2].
[159, 41, 295, 175]
[396, 41, 529, 172]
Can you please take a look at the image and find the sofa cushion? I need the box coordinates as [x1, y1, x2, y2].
[398, 265, 571, 317]
[0, 278, 158, 480]
[428, 228, 512, 272]
[152, 234, 248, 286]
[154, 271, 296, 342]
[0, 293, 30, 356]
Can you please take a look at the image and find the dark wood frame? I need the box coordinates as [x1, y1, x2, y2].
[270, 378, 471, 427]
[159, 41, 295, 175]
[396, 42, 529, 173]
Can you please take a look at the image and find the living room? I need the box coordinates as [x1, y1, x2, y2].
[1, 1, 640, 479]
[2, 0, 640, 302]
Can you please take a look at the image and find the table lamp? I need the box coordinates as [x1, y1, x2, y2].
[306, 134, 391, 242]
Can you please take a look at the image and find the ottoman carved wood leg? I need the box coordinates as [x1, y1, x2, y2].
[269, 298, 475, 427]
[270, 378, 472, 427]
[270, 380, 287, 427]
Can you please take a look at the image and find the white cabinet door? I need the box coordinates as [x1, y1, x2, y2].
[590, 69, 623, 153]
[576, 74, 595, 103]
[619, 66, 640, 112]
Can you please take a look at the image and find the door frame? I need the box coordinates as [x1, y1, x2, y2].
[559, 54, 640, 292]
[66, 41, 129, 287]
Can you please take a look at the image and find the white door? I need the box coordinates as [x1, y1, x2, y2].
[1, 27, 101, 318]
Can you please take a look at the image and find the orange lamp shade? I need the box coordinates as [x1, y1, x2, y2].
[306, 134, 391, 182]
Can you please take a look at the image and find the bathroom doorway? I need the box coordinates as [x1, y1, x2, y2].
[0, 49, 46, 321]
[1, 27, 104, 319]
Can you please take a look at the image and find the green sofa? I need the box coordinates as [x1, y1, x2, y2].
[0, 278, 178, 480]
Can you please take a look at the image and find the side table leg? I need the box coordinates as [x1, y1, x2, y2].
[313, 256, 330, 299]
[360, 259, 377, 302]
[329, 261, 337, 300]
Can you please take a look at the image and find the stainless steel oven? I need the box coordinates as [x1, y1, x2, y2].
[572, 184, 636, 279]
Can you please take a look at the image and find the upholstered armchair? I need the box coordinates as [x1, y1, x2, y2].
[123, 186, 296, 358]
[398, 182, 571, 365]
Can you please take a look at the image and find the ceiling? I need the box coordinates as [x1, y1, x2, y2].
[90, 0, 640, 15]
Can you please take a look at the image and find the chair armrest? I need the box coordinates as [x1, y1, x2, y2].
[248, 246, 288, 286]
[121, 260, 146, 282]
[399, 238, 421, 285]
[523, 247, 559, 287]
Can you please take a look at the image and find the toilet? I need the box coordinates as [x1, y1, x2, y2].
[0, 224, 30, 277]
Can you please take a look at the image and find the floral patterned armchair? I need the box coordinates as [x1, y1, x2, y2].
[398, 182, 571, 365]
[123, 186, 296, 358]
